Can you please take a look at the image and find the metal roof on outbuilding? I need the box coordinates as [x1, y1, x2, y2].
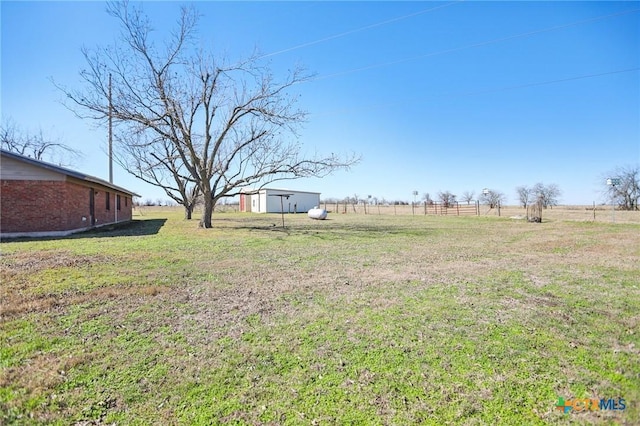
[240, 187, 321, 195]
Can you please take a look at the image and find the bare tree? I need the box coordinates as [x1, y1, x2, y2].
[533, 183, 561, 209]
[461, 190, 475, 205]
[116, 133, 201, 218]
[422, 193, 433, 205]
[372, 196, 381, 214]
[0, 118, 81, 166]
[364, 195, 373, 214]
[603, 166, 639, 210]
[515, 185, 532, 208]
[480, 189, 505, 209]
[58, 2, 357, 228]
[437, 191, 456, 208]
[351, 194, 359, 213]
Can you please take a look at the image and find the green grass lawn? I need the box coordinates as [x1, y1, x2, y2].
[1, 211, 638, 425]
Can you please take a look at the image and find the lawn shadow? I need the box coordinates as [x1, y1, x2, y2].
[80, 218, 167, 238]
[1, 218, 167, 242]
[210, 213, 443, 238]
[229, 220, 434, 238]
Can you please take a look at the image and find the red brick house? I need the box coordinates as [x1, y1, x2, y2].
[1, 149, 139, 238]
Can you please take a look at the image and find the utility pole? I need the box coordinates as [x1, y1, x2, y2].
[108, 73, 113, 183]
[607, 178, 620, 223]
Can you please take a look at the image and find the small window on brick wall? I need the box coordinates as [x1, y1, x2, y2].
[106, 192, 111, 210]
[125, 197, 128, 207]
[117, 195, 121, 210]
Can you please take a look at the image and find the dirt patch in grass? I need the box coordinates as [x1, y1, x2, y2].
[0, 250, 111, 274]
[1, 250, 172, 320]
[0, 351, 92, 394]
[1, 283, 169, 320]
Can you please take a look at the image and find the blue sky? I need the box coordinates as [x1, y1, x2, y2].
[2, 1, 639, 205]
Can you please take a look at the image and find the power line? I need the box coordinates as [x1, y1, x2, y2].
[459, 67, 640, 98]
[258, 1, 464, 59]
[315, 8, 640, 81]
[312, 67, 640, 117]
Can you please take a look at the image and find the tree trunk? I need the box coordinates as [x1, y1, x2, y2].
[200, 195, 214, 228]
[184, 205, 193, 220]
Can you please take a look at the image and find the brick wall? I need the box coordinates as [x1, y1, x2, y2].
[119, 194, 133, 222]
[64, 181, 93, 231]
[1, 179, 133, 234]
[1, 180, 68, 232]
[92, 190, 133, 227]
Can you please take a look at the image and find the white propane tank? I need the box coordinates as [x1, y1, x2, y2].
[307, 207, 328, 220]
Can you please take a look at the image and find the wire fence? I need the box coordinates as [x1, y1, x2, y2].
[134, 202, 639, 222]
[320, 201, 494, 216]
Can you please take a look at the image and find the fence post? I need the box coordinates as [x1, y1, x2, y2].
[456, 202, 460, 216]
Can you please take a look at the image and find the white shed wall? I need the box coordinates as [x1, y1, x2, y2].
[256, 189, 320, 213]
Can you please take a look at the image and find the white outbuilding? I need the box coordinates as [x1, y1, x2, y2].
[240, 188, 321, 214]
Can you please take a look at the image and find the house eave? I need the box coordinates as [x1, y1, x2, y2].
[0, 149, 139, 197]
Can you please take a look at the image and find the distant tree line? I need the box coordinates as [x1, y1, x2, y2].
[323, 167, 638, 211]
[135, 196, 239, 208]
[515, 183, 561, 209]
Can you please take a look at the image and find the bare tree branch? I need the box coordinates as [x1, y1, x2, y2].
[515, 185, 532, 208]
[0, 118, 82, 166]
[461, 190, 475, 205]
[602, 165, 639, 210]
[532, 183, 561, 209]
[437, 191, 457, 208]
[479, 189, 506, 209]
[56, 1, 359, 226]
